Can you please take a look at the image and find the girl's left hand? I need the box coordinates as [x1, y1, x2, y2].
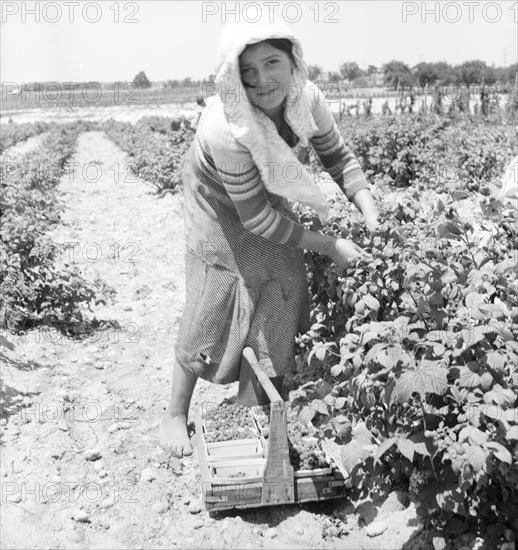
[365, 216, 380, 232]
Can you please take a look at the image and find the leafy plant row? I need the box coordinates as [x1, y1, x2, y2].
[0, 121, 113, 335]
[290, 180, 518, 544]
[0, 121, 52, 155]
[100, 117, 195, 194]
[307, 113, 515, 191]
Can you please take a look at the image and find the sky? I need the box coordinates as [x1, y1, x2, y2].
[1, 0, 517, 83]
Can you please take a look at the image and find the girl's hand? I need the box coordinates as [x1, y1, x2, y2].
[365, 216, 380, 232]
[329, 238, 371, 269]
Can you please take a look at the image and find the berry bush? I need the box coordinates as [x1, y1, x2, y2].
[307, 114, 514, 192]
[0, 122, 114, 334]
[0, 121, 52, 155]
[100, 118, 195, 194]
[289, 179, 518, 542]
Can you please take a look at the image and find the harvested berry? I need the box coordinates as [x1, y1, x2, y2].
[202, 400, 258, 443]
[251, 404, 330, 471]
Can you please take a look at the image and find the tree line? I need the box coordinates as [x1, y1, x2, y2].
[133, 59, 516, 90]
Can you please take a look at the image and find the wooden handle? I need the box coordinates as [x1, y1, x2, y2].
[242, 347, 283, 404]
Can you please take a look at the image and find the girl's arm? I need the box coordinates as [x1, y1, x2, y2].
[208, 131, 340, 255]
[208, 137, 367, 265]
[350, 188, 379, 230]
[307, 83, 379, 228]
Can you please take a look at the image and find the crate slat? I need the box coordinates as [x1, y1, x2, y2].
[195, 347, 349, 511]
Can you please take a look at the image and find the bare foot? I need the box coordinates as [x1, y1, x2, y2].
[159, 412, 193, 457]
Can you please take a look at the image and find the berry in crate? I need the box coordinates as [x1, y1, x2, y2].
[252, 404, 330, 471]
[202, 400, 258, 443]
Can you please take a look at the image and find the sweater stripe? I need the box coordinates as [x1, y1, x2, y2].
[194, 90, 370, 246]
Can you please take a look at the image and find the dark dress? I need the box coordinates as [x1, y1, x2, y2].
[174, 112, 312, 384]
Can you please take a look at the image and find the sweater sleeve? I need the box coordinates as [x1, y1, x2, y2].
[307, 83, 370, 201]
[209, 127, 305, 247]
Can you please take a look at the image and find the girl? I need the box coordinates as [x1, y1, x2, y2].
[160, 19, 379, 457]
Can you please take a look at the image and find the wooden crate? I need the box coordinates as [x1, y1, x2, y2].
[196, 347, 347, 511]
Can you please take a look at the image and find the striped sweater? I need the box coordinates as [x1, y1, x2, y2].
[191, 88, 370, 247]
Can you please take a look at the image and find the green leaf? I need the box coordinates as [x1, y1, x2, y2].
[394, 361, 448, 403]
[450, 386, 465, 406]
[465, 292, 486, 311]
[461, 326, 486, 349]
[501, 328, 514, 342]
[406, 262, 433, 282]
[397, 438, 415, 462]
[458, 425, 489, 445]
[484, 441, 512, 464]
[331, 363, 345, 377]
[437, 485, 467, 516]
[435, 220, 462, 239]
[483, 386, 516, 407]
[465, 445, 487, 472]
[352, 422, 373, 446]
[315, 345, 327, 362]
[363, 294, 380, 312]
[362, 331, 378, 346]
[485, 352, 506, 372]
[506, 426, 518, 441]
[365, 343, 386, 367]
[459, 367, 481, 388]
[311, 399, 328, 415]
[321, 437, 349, 479]
[299, 406, 316, 426]
[409, 431, 435, 457]
[341, 439, 368, 472]
[334, 397, 347, 409]
[433, 536, 448, 550]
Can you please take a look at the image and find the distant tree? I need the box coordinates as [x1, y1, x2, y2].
[182, 77, 193, 87]
[483, 65, 498, 85]
[133, 71, 151, 89]
[382, 60, 413, 89]
[505, 63, 518, 84]
[434, 62, 457, 85]
[328, 71, 341, 82]
[413, 62, 439, 86]
[352, 76, 371, 89]
[413, 61, 454, 86]
[307, 64, 323, 81]
[339, 61, 362, 81]
[367, 65, 378, 75]
[458, 60, 488, 85]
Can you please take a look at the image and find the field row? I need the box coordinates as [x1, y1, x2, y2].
[1, 115, 517, 545]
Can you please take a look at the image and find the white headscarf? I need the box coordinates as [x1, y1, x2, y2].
[214, 17, 329, 223]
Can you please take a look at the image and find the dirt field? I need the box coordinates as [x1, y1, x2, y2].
[0, 130, 436, 550]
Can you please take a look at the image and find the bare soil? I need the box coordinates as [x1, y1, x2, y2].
[1, 131, 429, 549]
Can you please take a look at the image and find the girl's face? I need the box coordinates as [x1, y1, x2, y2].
[239, 42, 294, 112]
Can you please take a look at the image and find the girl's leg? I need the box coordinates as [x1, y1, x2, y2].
[160, 358, 198, 456]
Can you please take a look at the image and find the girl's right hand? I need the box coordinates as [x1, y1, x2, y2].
[328, 238, 370, 269]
